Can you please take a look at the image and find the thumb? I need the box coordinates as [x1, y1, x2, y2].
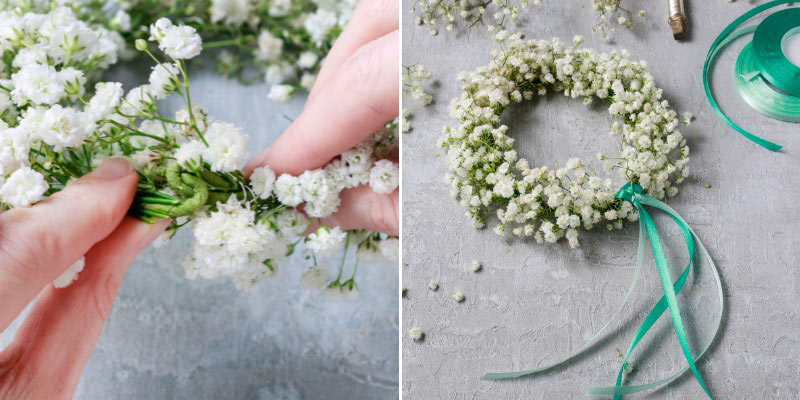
[0, 157, 137, 331]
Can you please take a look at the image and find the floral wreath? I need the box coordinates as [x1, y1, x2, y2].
[440, 34, 691, 248]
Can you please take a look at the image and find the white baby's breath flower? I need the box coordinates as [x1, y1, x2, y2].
[155, 22, 202, 60]
[369, 160, 399, 194]
[274, 174, 303, 206]
[470, 259, 482, 272]
[306, 226, 346, 258]
[256, 30, 283, 60]
[0, 166, 48, 208]
[210, 0, 253, 26]
[250, 166, 277, 199]
[148, 62, 181, 99]
[409, 327, 425, 341]
[175, 140, 205, 166]
[87, 82, 123, 120]
[267, 84, 294, 102]
[452, 290, 465, 303]
[202, 121, 249, 172]
[10, 64, 65, 105]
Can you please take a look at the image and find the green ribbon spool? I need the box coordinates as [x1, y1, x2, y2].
[704, 1, 800, 152]
[736, 42, 800, 122]
[482, 184, 723, 398]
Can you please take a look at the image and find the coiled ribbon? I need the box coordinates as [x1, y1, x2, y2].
[483, 183, 723, 398]
[703, 1, 800, 152]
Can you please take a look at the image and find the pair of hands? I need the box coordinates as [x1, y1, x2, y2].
[0, 0, 398, 396]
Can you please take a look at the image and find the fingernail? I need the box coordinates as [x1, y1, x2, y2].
[88, 157, 133, 181]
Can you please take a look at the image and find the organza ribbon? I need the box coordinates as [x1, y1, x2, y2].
[703, 0, 800, 152]
[483, 183, 724, 398]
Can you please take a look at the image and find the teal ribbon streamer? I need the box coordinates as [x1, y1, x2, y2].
[483, 183, 724, 398]
[703, 0, 800, 152]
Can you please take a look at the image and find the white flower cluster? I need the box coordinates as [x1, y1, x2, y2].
[590, 0, 646, 41]
[149, 18, 203, 60]
[409, 0, 538, 35]
[402, 64, 435, 134]
[184, 126, 399, 289]
[185, 197, 292, 290]
[0, 6, 124, 207]
[253, 0, 359, 102]
[440, 35, 691, 248]
[404, 64, 434, 106]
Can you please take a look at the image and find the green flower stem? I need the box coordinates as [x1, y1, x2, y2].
[140, 209, 171, 219]
[176, 60, 208, 146]
[137, 196, 181, 205]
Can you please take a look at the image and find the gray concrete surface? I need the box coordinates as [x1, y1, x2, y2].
[0, 66, 399, 399]
[402, 1, 800, 399]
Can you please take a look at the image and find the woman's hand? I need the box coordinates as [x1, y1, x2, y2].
[0, 158, 167, 399]
[246, 0, 399, 236]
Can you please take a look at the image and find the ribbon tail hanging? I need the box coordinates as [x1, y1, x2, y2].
[588, 184, 724, 398]
[481, 219, 647, 380]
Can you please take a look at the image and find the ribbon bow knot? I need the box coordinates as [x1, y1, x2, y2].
[615, 182, 643, 203]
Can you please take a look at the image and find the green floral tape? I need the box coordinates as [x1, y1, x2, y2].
[703, 1, 800, 152]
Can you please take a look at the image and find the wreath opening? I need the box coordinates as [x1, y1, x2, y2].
[440, 34, 691, 248]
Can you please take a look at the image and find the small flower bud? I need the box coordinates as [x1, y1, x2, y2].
[135, 39, 148, 52]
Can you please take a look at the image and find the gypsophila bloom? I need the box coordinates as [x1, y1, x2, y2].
[257, 31, 284, 61]
[452, 290, 465, 303]
[306, 226, 347, 258]
[210, 0, 253, 26]
[0, 167, 48, 208]
[153, 19, 202, 60]
[410, 0, 538, 35]
[403, 64, 434, 106]
[470, 259, 482, 272]
[369, 160, 399, 194]
[409, 327, 425, 341]
[10, 64, 65, 106]
[401, 108, 412, 133]
[186, 197, 285, 289]
[87, 82, 123, 120]
[148, 62, 181, 99]
[250, 166, 277, 199]
[202, 121, 249, 172]
[442, 36, 689, 248]
[267, 84, 294, 102]
[174, 140, 205, 166]
[428, 280, 439, 291]
[590, 0, 646, 40]
[274, 174, 304, 206]
[53, 257, 85, 288]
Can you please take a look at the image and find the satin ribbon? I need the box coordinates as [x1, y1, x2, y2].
[483, 183, 724, 398]
[703, 1, 800, 152]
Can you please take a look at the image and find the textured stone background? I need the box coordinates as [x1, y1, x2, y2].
[0, 66, 399, 399]
[402, 1, 800, 399]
